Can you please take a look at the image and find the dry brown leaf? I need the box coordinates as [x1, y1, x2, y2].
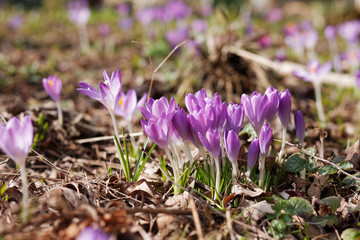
[127, 179, 156, 200]
[242, 200, 275, 221]
[231, 182, 264, 198]
[307, 175, 327, 199]
[345, 139, 360, 170]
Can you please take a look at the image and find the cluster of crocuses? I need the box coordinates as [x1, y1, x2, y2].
[141, 86, 305, 196]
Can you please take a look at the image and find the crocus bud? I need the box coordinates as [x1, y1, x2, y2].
[224, 130, 240, 165]
[172, 108, 190, 140]
[277, 89, 291, 127]
[227, 102, 244, 134]
[198, 128, 220, 159]
[259, 123, 272, 157]
[241, 92, 268, 135]
[43, 75, 62, 102]
[77, 225, 110, 240]
[294, 110, 305, 144]
[264, 86, 279, 122]
[247, 138, 260, 173]
[0, 115, 33, 166]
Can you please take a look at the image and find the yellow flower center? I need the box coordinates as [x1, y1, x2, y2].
[48, 80, 53, 87]
[119, 97, 123, 107]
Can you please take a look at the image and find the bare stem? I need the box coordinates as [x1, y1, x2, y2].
[231, 161, 238, 179]
[259, 154, 266, 189]
[78, 25, 89, 53]
[277, 126, 287, 164]
[55, 101, 63, 127]
[314, 81, 326, 125]
[19, 163, 29, 222]
[214, 156, 221, 200]
[165, 149, 180, 196]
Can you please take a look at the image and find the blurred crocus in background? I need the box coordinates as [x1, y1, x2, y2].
[77, 225, 111, 240]
[293, 60, 332, 124]
[324, 25, 342, 73]
[258, 35, 272, 49]
[43, 75, 63, 126]
[8, 14, 23, 30]
[166, 27, 189, 48]
[68, 0, 91, 52]
[266, 8, 283, 22]
[0, 116, 33, 222]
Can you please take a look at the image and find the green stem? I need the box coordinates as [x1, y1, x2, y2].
[78, 25, 89, 53]
[19, 163, 29, 222]
[109, 112, 125, 173]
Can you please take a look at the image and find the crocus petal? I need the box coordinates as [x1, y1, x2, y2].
[294, 110, 305, 143]
[224, 130, 240, 164]
[259, 123, 272, 156]
[277, 89, 291, 127]
[247, 138, 260, 172]
[99, 82, 114, 111]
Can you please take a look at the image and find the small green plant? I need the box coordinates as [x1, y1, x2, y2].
[32, 113, 49, 149]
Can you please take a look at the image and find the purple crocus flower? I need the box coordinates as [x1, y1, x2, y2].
[8, 14, 23, 29]
[77, 69, 122, 112]
[141, 97, 176, 123]
[241, 92, 268, 135]
[136, 8, 156, 26]
[165, 0, 192, 20]
[247, 138, 260, 173]
[198, 128, 220, 158]
[258, 35, 272, 49]
[68, 0, 90, 27]
[226, 102, 244, 134]
[324, 25, 337, 41]
[118, 17, 133, 30]
[165, 27, 189, 48]
[172, 108, 191, 141]
[277, 89, 291, 127]
[294, 110, 305, 144]
[356, 70, 360, 89]
[185, 88, 208, 114]
[285, 31, 304, 57]
[264, 86, 279, 122]
[116, 3, 130, 16]
[292, 60, 332, 82]
[192, 19, 207, 33]
[303, 29, 319, 50]
[0, 115, 33, 166]
[141, 118, 169, 150]
[224, 130, 240, 165]
[266, 8, 283, 22]
[283, 22, 298, 36]
[276, 49, 286, 61]
[259, 123, 272, 157]
[98, 23, 110, 36]
[114, 90, 147, 122]
[77, 225, 111, 240]
[338, 20, 360, 44]
[199, 3, 213, 17]
[43, 75, 62, 102]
